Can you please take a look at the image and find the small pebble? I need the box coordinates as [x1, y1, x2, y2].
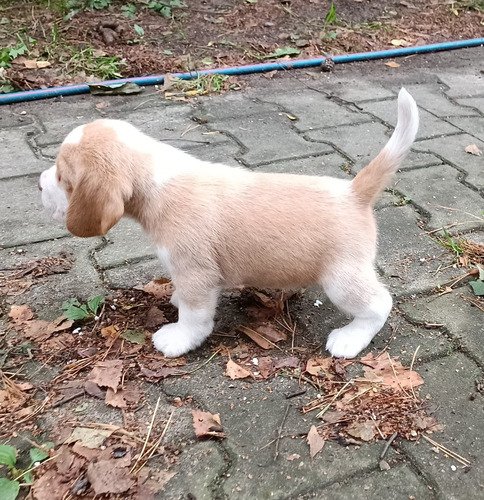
[314, 299, 323, 307]
[451, 465, 457, 471]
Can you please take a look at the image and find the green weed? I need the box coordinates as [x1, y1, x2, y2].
[148, 0, 187, 18]
[0, 443, 52, 499]
[62, 295, 104, 321]
[65, 46, 125, 79]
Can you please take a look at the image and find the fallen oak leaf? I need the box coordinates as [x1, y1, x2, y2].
[144, 306, 167, 328]
[359, 353, 423, 392]
[87, 459, 135, 494]
[8, 304, 34, 324]
[307, 425, 325, 458]
[87, 360, 123, 392]
[305, 357, 333, 377]
[105, 388, 127, 408]
[64, 427, 114, 448]
[346, 420, 376, 442]
[134, 278, 174, 299]
[191, 409, 226, 438]
[225, 359, 254, 380]
[465, 144, 482, 156]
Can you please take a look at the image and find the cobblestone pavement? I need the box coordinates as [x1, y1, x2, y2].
[1, 47, 483, 499]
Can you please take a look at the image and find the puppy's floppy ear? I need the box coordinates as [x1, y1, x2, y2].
[66, 177, 125, 237]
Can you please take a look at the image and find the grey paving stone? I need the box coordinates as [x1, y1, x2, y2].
[306, 122, 441, 171]
[0, 108, 34, 128]
[314, 77, 396, 102]
[400, 288, 484, 365]
[383, 83, 481, 118]
[414, 134, 484, 189]
[455, 97, 484, 115]
[249, 87, 370, 131]
[254, 152, 351, 178]
[400, 353, 484, 499]
[104, 259, 167, 289]
[395, 165, 484, 232]
[0, 127, 50, 179]
[445, 115, 484, 142]
[94, 218, 155, 269]
[163, 362, 384, 500]
[116, 103, 229, 151]
[31, 100, 101, 146]
[439, 72, 484, 98]
[376, 205, 460, 295]
[305, 465, 433, 500]
[359, 99, 461, 140]
[161, 441, 225, 500]
[1, 238, 103, 319]
[0, 176, 70, 247]
[200, 93, 331, 165]
[412, 134, 484, 190]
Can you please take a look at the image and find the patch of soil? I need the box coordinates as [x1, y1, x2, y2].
[1, 0, 483, 91]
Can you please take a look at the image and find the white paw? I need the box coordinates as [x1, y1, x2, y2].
[326, 327, 373, 359]
[152, 321, 211, 357]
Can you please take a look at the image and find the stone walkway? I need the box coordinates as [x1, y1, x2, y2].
[1, 47, 483, 499]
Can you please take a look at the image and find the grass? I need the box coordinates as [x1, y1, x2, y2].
[64, 46, 126, 79]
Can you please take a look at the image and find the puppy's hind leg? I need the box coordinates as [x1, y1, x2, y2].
[153, 284, 220, 357]
[321, 264, 392, 359]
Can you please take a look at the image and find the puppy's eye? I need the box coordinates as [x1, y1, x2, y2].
[57, 173, 62, 183]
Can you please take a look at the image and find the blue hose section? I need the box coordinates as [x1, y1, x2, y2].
[1, 38, 483, 105]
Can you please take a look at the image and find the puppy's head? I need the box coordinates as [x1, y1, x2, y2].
[39, 120, 138, 237]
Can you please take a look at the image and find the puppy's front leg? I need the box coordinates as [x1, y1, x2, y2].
[153, 286, 219, 357]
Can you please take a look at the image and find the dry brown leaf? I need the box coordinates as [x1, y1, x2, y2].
[307, 425, 325, 458]
[465, 144, 483, 156]
[225, 359, 253, 380]
[346, 421, 376, 441]
[360, 353, 423, 392]
[191, 409, 226, 438]
[32, 468, 71, 500]
[286, 453, 301, 461]
[65, 427, 114, 448]
[254, 323, 287, 343]
[84, 380, 106, 399]
[273, 356, 300, 370]
[321, 410, 346, 424]
[390, 39, 410, 46]
[136, 468, 176, 498]
[139, 365, 182, 382]
[8, 304, 34, 324]
[305, 357, 333, 377]
[385, 61, 401, 68]
[238, 325, 273, 349]
[105, 388, 127, 408]
[87, 360, 123, 392]
[144, 306, 167, 328]
[87, 459, 135, 494]
[23, 316, 73, 342]
[258, 356, 274, 379]
[135, 279, 174, 299]
[101, 325, 118, 339]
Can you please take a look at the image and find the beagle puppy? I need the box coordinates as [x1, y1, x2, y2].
[39, 88, 419, 358]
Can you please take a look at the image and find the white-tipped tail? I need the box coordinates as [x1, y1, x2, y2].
[351, 88, 419, 206]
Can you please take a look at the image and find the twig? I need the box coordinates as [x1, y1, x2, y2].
[274, 405, 291, 462]
[180, 349, 221, 375]
[132, 410, 174, 473]
[316, 380, 352, 418]
[386, 352, 412, 399]
[285, 390, 307, 400]
[409, 345, 421, 399]
[130, 397, 161, 473]
[380, 432, 398, 459]
[421, 434, 471, 467]
[52, 390, 85, 408]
